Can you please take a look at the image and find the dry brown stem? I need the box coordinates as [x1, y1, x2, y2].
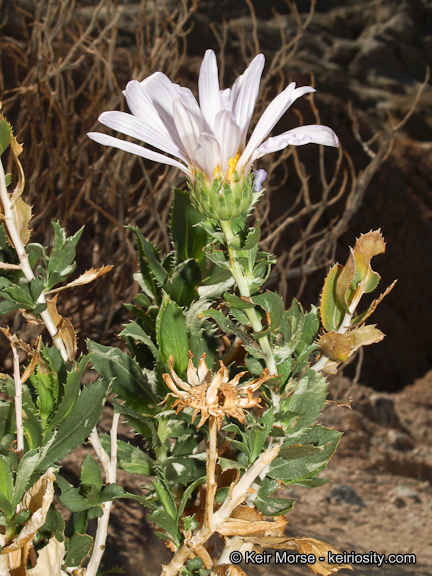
[160, 445, 280, 576]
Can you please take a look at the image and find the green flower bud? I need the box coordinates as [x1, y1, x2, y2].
[187, 171, 254, 221]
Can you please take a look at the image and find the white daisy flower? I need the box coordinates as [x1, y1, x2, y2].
[88, 49, 338, 219]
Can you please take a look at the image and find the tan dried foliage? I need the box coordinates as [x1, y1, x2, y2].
[27, 536, 67, 576]
[318, 331, 351, 363]
[1, 469, 56, 575]
[12, 197, 32, 246]
[213, 566, 248, 576]
[46, 295, 77, 361]
[244, 536, 353, 576]
[46, 265, 113, 294]
[218, 514, 287, 538]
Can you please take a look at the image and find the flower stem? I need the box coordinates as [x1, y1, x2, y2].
[219, 220, 277, 377]
[204, 417, 218, 532]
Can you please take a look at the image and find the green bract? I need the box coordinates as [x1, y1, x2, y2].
[187, 171, 254, 221]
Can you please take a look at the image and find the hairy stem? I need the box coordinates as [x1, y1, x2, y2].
[219, 220, 277, 376]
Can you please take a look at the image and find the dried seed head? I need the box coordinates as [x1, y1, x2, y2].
[161, 353, 272, 429]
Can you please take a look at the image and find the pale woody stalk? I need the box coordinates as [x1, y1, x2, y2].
[0, 158, 69, 363]
[0, 156, 115, 574]
[11, 341, 24, 459]
[86, 412, 120, 576]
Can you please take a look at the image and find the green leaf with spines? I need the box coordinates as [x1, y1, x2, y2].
[65, 533, 93, 568]
[11, 509, 31, 526]
[148, 509, 181, 547]
[47, 223, 83, 285]
[279, 369, 327, 431]
[0, 277, 35, 307]
[246, 409, 274, 463]
[156, 293, 189, 376]
[177, 476, 206, 524]
[229, 306, 250, 325]
[112, 401, 154, 438]
[43, 355, 90, 437]
[119, 322, 161, 364]
[295, 306, 320, 355]
[164, 455, 206, 486]
[13, 449, 41, 507]
[80, 454, 103, 492]
[98, 484, 125, 503]
[58, 487, 96, 512]
[0, 300, 22, 315]
[218, 458, 245, 472]
[37, 378, 109, 472]
[204, 244, 230, 270]
[0, 117, 11, 155]
[170, 433, 202, 457]
[87, 341, 158, 415]
[152, 473, 177, 520]
[171, 189, 207, 264]
[198, 308, 265, 359]
[255, 495, 295, 516]
[224, 292, 254, 310]
[0, 454, 14, 505]
[0, 494, 13, 518]
[245, 354, 266, 376]
[258, 477, 279, 498]
[320, 264, 345, 332]
[128, 226, 168, 299]
[269, 426, 341, 485]
[185, 299, 218, 368]
[99, 435, 155, 476]
[251, 291, 285, 338]
[164, 259, 201, 307]
[40, 505, 65, 542]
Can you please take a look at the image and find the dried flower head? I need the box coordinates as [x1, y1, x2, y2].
[162, 353, 271, 428]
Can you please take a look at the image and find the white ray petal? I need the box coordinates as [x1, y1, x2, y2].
[172, 99, 203, 164]
[194, 133, 221, 180]
[237, 83, 315, 171]
[98, 110, 188, 162]
[219, 88, 232, 111]
[230, 54, 265, 148]
[198, 50, 221, 132]
[133, 72, 187, 148]
[175, 85, 202, 119]
[213, 110, 241, 172]
[252, 125, 339, 162]
[124, 80, 185, 149]
[87, 132, 192, 176]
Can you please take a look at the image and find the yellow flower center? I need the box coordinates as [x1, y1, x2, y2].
[227, 151, 241, 179]
[213, 164, 222, 180]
